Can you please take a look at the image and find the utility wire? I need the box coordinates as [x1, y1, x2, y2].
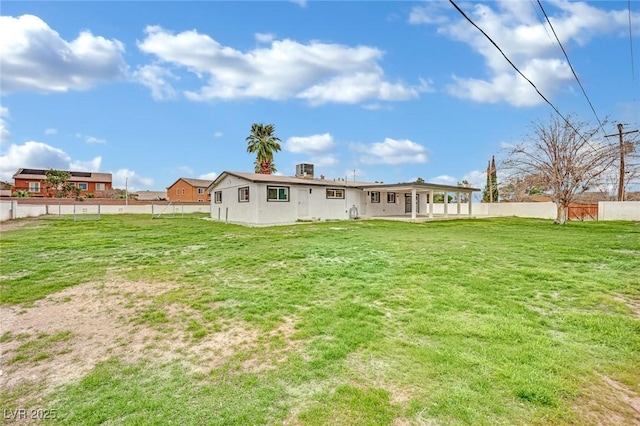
[536, 0, 605, 134]
[529, 0, 553, 43]
[447, 0, 600, 152]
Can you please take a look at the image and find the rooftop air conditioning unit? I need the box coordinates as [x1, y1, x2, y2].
[295, 163, 314, 179]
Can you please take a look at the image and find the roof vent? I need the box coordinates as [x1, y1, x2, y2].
[295, 163, 314, 179]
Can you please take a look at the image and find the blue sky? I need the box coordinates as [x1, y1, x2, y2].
[1, 1, 639, 195]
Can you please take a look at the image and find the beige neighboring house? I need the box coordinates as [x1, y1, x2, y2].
[0, 182, 11, 197]
[134, 190, 167, 201]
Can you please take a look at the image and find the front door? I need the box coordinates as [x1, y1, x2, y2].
[405, 194, 419, 213]
[297, 189, 309, 217]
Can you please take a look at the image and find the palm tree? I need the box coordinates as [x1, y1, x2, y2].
[246, 123, 281, 174]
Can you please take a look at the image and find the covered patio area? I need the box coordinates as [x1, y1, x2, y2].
[359, 182, 481, 220]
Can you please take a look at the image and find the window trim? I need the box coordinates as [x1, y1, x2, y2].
[326, 188, 345, 199]
[78, 182, 88, 191]
[238, 186, 250, 202]
[29, 182, 41, 193]
[267, 185, 290, 202]
[371, 191, 381, 203]
[387, 192, 396, 204]
[96, 183, 106, 191]
[197, 188, 205, 194]
[214, 191, 222, 204]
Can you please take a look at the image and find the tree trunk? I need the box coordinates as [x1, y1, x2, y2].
[554, 202, 568, 225]
[259, 162, 270, 174]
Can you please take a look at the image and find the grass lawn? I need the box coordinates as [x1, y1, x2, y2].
[1, 215, 639, 425]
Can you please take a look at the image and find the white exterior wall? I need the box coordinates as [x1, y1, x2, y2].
[598, 201, 640, 221]
[210, 175, 259, 224]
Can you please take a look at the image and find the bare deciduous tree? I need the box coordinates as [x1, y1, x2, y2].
[499, 173, 548, 202]
[503, 115, 617, 224]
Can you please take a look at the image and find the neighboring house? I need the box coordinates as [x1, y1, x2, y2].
[12, 168, 112, 197]
[207, 164, 480, 226]
[134, 190, 167, 201]
[0, 181, 12, 197]
[167, 178, 213, 203]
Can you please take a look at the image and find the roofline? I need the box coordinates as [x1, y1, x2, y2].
[207, 171, 480, 193]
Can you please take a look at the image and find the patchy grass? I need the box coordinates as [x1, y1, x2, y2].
[1, 215, 639, 425]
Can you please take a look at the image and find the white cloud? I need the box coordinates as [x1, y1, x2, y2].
[137, 26, 423, 105]
[71, 157, 102, 172]
[255, 33, 275, 43]
[86, 137, 106, 144]
[133, 64, 178, 101]
[290, 0, 307, 8]
[410, 1, 640, 106]
[430, 175, 458, 185]
[176, 166, 194, 176]
[0, 106, 10, 143]
[213, 131, 223, 138]
[44, 128, 57, 135]
[0, 14, 127, 93]
[311, 155, 338, 167]
[199, 171, 218, 180]
[460, 170, 485, 190]
[76, 133, 107, 144]
[112, 168, 154, 192]
[0, 140, 101, 181]
[354, 137, 428, 165]
[286, 133, 335, 154]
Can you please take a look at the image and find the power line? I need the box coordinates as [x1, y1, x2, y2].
[529, 0, 553, 43]
[447, 0, 601, 152]
[536, 0, 605, 133]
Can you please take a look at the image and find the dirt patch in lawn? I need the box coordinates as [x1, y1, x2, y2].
[0, 217, 46, 232]
[574, 375, 640, 425]
[0, 279, 302, 407]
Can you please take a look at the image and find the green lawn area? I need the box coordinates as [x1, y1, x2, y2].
[1, 215, 638, 425]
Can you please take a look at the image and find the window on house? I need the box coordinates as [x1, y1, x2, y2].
[198, 188, 205, 194]
[238, 186, 249, 202]
[326, 188, 345, 199]
[29, 182, 40, 192]
[371, 191, 380, 203]
[387, 192, 396, 203]
[181, 188, 185, 195]
[96, 183, 106, 191]
[214, 191, 222, 203]
[176, 188, 180, 195]
[267, 186, 289, 201]
[78, 182, 88, 190]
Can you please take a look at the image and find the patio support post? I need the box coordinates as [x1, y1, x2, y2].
[444, 192, 449, 218]
[429, 190, 434, 219]
[411, 187, 417, 220]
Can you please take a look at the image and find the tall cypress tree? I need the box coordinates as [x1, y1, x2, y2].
[490, 155, 499, 202]
[482, 156, 499, 202]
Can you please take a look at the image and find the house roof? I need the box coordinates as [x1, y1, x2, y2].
[12, 168, 112, 183]
[207, 171, 481, 193]
[133, 190, 167, 200]
[167, 177, 213, 189]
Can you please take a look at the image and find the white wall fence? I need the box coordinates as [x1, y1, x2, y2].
[1, 200, 638, 223]
[0, 201, 210, 222]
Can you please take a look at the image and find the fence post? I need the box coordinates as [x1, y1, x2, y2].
[98, 202, 101, 220]
[225, 207, 228, 223]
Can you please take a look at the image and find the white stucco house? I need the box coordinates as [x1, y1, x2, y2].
[207, 165, 480, 226]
